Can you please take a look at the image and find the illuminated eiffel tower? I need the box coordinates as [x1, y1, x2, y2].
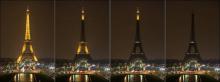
[128, 9, 147, 71]
[16, 8, 38, 71]
[183, 13, 202, 62]
[74, 8, 92, 71]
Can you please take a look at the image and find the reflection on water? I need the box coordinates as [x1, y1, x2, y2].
[13, 73, 36, 82]
[124, 75, 146, 82]
[69, 74, 90, 82]
[179, 75, 201, 82]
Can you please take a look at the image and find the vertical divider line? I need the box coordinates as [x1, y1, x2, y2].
[54, 0, 56, 82]
[219, 0, 220, 71]
[0, 0, 2, 59]
[164, 0, 166, 82]
[109, 0, 111, 82]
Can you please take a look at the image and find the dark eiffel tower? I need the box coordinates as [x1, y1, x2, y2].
[74, 8, 92, 62]
[183, 13, 202, 63]
[129, 9, 147, 62]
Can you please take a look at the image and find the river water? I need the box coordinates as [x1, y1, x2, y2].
[178, 75, 201, 82]
[13, 73, 36, 82]
[124, 74, 146, 82]
[68, 74, 91, 82]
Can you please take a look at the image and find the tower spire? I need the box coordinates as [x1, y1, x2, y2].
[80, 8, 86, 42]
[25, 7, 31, 40]
[136, 8, 140, 21]
[135, 8, 141, 42]
[190, 13, 195, 41]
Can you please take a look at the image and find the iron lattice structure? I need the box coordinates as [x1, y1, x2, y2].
[16, 8, 38, 71]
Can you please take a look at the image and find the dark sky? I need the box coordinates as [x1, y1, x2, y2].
[0, 0, 219, 60]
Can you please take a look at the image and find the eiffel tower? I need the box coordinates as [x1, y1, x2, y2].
[183, 13, 202, 63]
[129, 9, 147, 63]
[74, 8, 92, 63]
[16, 8, 38, 71]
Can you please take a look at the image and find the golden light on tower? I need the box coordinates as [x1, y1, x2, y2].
[25, 8, 31, 40]
[17, 55, 22, 63]
[77, 44, 82, 54]
[85, 46, 89, 54]
[16, 8, 38, 63]
[136, 8, 140, 21]
[81, 9, 85, 20]
[77, 42, 89, 54]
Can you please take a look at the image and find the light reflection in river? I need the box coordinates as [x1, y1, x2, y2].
[69, 74, 90, 82]
[179, 75, 201, 82]
[124, 75, 146, 82]
[13, 73, 36, 82]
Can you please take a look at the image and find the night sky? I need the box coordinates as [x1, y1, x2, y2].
[0, 0, 219, 60]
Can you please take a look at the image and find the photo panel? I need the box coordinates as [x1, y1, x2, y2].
[55, 0, 110, 82]
[166, 0, 220, 82]
[111, 0, 165, 82]
[0, 0, 55, 82]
